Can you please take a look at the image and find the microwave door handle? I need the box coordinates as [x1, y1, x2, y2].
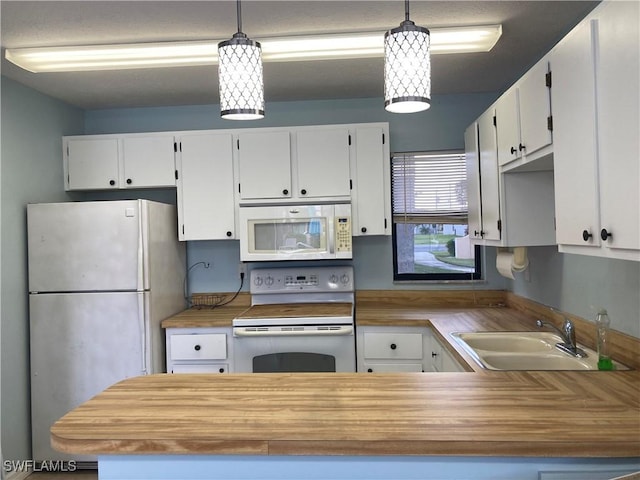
[234, 326, 353, 337]
[328, 218, 335, 254]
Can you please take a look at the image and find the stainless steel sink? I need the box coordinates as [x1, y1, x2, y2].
[449, 331, 627, 371]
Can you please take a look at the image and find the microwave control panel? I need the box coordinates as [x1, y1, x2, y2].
[335, 217, 352, 253]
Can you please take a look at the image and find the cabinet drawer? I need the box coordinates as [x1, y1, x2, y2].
[171, 364, 229, 374]
[170, 334, 227, 360]
[362, 363, 423, 373]
[363, 333, 423, 360]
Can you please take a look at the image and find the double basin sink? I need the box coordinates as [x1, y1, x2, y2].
[450, 331, 626, 371]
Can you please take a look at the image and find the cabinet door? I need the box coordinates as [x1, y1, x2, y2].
[296, 128, 351, 198]
[518, 60, 552, 157]
[176, 133, 235, 240]
[495, 87, 521, 166]
[238, 131, 291, 200]
[477, 109, 501, 241]
[596, 1, 640, 253]
[550, 19, 600, 247]
[353, 125, 390, 236]
[66, 138, 119, 190]
[122, 135, 176, 188]
[464, 122, 482, 240]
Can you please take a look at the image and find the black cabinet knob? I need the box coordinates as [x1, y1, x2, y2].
[432, 352, 438, 358]
[194, 345, 201, 351]
[519, 143, 526, 151]
[367, 368, 373, 373]
[510, 146, 517, 155]
[126, 178, 132, 185]
[282, 189, 289, 195]
[390, 343, 397, 350]
[109, 180, 116, 186]
[219, 368, 225, 373]
[582, 230, 593, 242]
[361, 227, 367, 233]
[226, 231, 232, 237]
[300, 189, 307, 195]
[600, 229, 612, 241]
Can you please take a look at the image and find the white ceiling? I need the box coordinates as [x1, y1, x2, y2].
[0, 1, 600, 110]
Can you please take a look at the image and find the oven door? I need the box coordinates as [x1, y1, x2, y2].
[233, 325, 356, 373]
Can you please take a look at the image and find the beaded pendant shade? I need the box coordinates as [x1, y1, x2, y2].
[384, 0, 431, 113]
[218, 0, 264, 120]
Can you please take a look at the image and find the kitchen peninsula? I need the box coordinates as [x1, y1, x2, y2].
[51, 294, 640, 480]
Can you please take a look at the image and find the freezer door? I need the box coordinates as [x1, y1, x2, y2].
[30, 292, 148, 462]
[27, 201, 145, 292]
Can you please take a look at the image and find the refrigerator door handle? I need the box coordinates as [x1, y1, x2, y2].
[137, 199, 146, 291]
[137, 293, 147, 374]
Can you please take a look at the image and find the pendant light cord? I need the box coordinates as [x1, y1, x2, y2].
[236, 0, 243, 33]
[405, 0, 410, 22]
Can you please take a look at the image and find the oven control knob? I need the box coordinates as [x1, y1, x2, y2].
[265, 276, 274, 286]
[341, 274, 350, 285]
[330, 274, 338, 284]
[254, 277, 263, 286]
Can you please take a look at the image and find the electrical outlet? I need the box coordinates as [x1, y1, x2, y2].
[238, 262, 247, 278]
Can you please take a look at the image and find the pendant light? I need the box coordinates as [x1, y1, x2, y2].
[218, 0, 264, 120]
[384, 0, 431, 113]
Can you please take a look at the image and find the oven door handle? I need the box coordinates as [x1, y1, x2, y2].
[233, 326, 353, 337]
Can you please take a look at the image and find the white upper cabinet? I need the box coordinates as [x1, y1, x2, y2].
[296, 128, 351, 199]
[65, 137, 120, 190]
[466, 106, 556, 248]
[550, 18, 599, 249]
[64, 134, 176, 191]
[551, 0, 639, 261]
[496, 58, 553, 170]
[237, 127, 352, 203]
[237, 130, 292, 201]
[122, 135, 176, 188]
[495, 86, 521, 166]
[351, 124, 391, 236]
[595, 1, 639, 256]
[464, 122, 482, 241]
[465, 109, 502, 243]
[176, 132, 236, 241]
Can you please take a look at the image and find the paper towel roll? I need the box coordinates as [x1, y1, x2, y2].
[496, 251, 515, 279]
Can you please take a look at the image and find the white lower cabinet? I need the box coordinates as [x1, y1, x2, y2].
[429, 335, 465, 372]
[166, 327, 233, 374]
[357, 326, 464, 373]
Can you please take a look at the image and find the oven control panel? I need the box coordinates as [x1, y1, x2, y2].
[250, 266, 354, 293]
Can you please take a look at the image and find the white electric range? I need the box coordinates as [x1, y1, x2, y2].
[232, 266, 355, 373]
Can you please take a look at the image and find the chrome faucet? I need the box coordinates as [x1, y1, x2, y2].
[536, 318, 587, 358]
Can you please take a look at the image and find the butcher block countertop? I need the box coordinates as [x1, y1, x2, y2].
[52, 290, 640, 458]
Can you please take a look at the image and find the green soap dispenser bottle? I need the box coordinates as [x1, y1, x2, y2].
[596, 309, 614, 371]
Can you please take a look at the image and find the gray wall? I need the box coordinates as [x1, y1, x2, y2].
[510, 246, 640, 338]
[1, 77, 84, 461]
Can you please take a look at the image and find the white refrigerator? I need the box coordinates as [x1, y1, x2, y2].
[27, 200, 186, 463]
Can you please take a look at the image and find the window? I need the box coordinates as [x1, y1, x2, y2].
[391, 150, 482, 281]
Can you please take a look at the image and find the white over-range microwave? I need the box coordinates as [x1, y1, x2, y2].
[238, 204, 352, 261]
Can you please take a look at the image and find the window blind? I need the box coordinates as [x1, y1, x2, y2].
[391, 151, 468, 224]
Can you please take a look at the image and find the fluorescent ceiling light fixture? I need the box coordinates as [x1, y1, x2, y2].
[4, 25, 502, 73]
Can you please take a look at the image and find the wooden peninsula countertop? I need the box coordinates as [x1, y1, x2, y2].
[53, 290, 640, 458]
